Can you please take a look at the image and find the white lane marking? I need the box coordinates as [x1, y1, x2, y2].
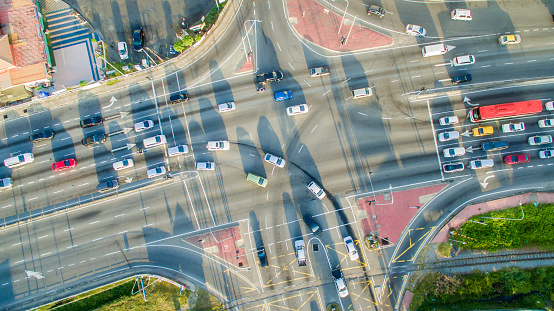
[311, 125, 318, 133]
[298, 145, 304, 153]
[277, 43, 282, 51]
[11, 242, 21, 246]
[89, 221, 99, 225]
[114, 214, 125, 218]
[2, 204, 12, 209]
[117, 230, 128, 235]
[38, 235, 48, 239]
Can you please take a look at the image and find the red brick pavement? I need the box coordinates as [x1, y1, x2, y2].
[237, 52, 254, 73]
[432, 192, 554, 243]
[287, 0, 393, 52]
[185, 226, 248, 268]
[358, 184, 447, 246]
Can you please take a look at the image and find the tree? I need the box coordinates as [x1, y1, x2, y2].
[173, 41, 185, 52]
[195, 34, 202, 42]
[182, 35, 194, 47]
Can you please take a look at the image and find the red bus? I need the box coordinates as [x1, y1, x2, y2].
[469, 100, 543, 122]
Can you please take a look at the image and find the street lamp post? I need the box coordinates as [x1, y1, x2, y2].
[337, 0, 349, 35]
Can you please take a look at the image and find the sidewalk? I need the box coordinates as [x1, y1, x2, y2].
[287, 0, 392, 52]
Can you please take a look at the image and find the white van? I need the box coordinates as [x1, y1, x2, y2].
[451, 9, 472, 21]
[351, 87, 372, 99]
[422, 43, 451, 57]
[4, 153, 34, 168]
[143, 135, 167, 148]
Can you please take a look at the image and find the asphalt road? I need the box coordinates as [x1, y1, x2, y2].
[1, 0, 554, 310]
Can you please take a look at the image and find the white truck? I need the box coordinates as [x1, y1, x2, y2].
[309, 66, 329, 77]
[421, 43, 454, 57]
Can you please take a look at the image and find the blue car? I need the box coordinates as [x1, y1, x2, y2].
[274, 90, 292, 101]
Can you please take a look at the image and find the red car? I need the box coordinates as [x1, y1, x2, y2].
[503, 154, 530, 165]
[52, 159, 77, 171]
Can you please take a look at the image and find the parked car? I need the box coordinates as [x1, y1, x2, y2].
[264, 153, 286, 168]
[274, 90, 292, 101]
[443, 162, 464, 173]
[539, 149, 554, 159]
[405, 24, 426, 37]
[502, 122, 525, 133]
[528, 135, 553, 146]
[133, 27, 145, 52]
[167, 145, 189, 157]
[443, 147, 466, 158]
[307, 181, 325, 199]
[469, 159, 494, 169]
[257, 246, 268, 267]
[503, 154, 530, 165]
[196, 162, 215, 170]
[134, 120, 154, 132]
[113, 159, 134, 171]
[218, 102, 236, 113]
[287, 104, 309, 116]
[438, 131, 460, 142]
[538, 118, 554, 128]
[439, 116, 459, 126]
[303, 215, 322, 236]
[498, 34, 521, 45]
[367, 5, 385, 18]
[206, 140, 230, 151]
[80, 116, 103, 128]
[0, 177, 13, 190]
[117, 42, 129, 60]
[452, 55, 475, 66]
[332, 268, 349, 298]
[52, 158, 77, 171]
[147, 166, 166, 178]
[343, 236, 359, 261]
[481, 140, 509, 151]
[29, 130, 55, 143]
[82, 133, 106, 147]
[472, 126, 494, 137]
[451, 74, 472, 84]
[97, 179, 119, 193]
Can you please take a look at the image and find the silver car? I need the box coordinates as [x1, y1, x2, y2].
[528, 135, 553, 146]
[264, 153, 286, 168]
[469, 159, 494, 169]
[307, 181, 325, 200]
[343, 236, 359, 261]
[147, 166, 166, 178]
[443, 147, 466, 158]
[438, 131, 460, 142]
[539, 149, 554, 159]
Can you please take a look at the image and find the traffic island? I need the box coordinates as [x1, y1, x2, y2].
[287, 0, 392, 52]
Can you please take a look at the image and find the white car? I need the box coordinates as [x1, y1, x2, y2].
[113, 159, 134, 171]
[538, 119, 554, 128]
[545, 101, 554, 111]
[528, 135, 553, 146]
[168, 145, 189, 157]
[469, 159, 494, 169]
[147, 166, 166, 178]
[439, 116, 459, 126]
[264, 153, 286, 168]
[539, 149, 554, 159]
[438, 131, 460, 142]
[343, 236, 359, 261]
[218, 102, 236, 113]
[117, 42, 129, 60]
[287, 104, 309, 116]
[405, 24, 426, 37]
[332, 269, 349, 298]
[196, 162, 215, 170]
[134, 120, 154, 132]
[443, 147, 465, 158]
[307, 181, 325, 200]
[452, 55, 475, 66]
[502, 122, 525, 133]
[0, 177, 13, 190]
[206, 140, 230, 151]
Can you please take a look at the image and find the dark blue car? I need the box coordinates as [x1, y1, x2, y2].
[133, 27, 144, 52]
[274, 90, 292, 101]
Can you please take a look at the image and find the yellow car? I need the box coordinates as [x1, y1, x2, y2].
[473, 126, 494, 137]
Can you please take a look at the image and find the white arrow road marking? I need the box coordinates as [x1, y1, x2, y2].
[103, 96, 118, 109]
[480, 175, 495, 188]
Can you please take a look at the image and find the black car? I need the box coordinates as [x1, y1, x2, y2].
[257, 246, 268, 268]
[443, 162, 464, 173]
[82, 133, 106, 147]
[29, 129, 55, 143]
[97, 179, 119, 193]
[303, 215, 322, 236]
[80, 116, 103, 128]
[133, 27, 145, 52]
[451, 73, 472, 84]
[367, 5, 385, 18]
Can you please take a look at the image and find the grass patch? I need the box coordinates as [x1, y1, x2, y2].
[436, 242, 452, 258]
[452, 202, 554, 252]
[410, 267, 553, 310]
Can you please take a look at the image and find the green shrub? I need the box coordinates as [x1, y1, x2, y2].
[182, 35, 194, 47]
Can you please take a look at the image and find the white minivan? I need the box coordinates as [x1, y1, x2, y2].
[451, 9, 472, 21]
[4, 153, 34, 168]
[143, 135, 167, 148]
[422, 43, 450, 57]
